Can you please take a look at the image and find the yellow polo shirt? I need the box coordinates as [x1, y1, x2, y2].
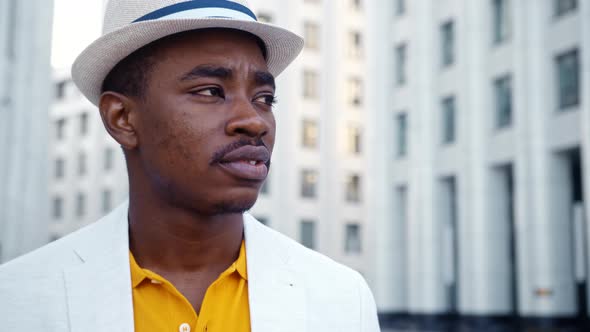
[129, 240, 250, 332]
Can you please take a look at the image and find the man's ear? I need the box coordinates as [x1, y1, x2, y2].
[98, 92, 139, 150]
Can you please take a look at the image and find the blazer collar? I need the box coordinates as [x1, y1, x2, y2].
[63, 202, 306, 332]
[243, 214, 306, 332]
[64, 202, 135, 332]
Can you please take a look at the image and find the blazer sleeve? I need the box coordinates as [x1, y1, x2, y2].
[356, 273, 381, 332]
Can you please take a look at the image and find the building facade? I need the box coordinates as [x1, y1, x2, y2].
[371, 0, 590, 322]
[0, 0, 54, 263]
[49, 70, 128, 240]
[247, 0, 375, 283]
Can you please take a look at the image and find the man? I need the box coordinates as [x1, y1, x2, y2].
[0, 0, 380, 331]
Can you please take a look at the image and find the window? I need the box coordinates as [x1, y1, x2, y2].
[52, 196, 63, 219]
[102, 189, 112, 213]
[6, 0, 17, 59]
[395, 43, 407, 86]
[78, 152, 87, 176]
[104, 147, 114, 171]
[441, 96, 456, 144]
[76, 192, 86, 217]
[301, 169, 318, 198]
[55, 158, 65, 179]
[304, 21, 320, 50]
[261, 178, 270, 195]
[348, 31, 363, 59]
[257, 12, 273, 23]
[346, 174, 361, 203]
[345, 223, 362, 254]
[80, 112, 89, 136]
[56, 81, 67, 100]
[348, 77, 363, 106]
[302, 119, 319, 148]
[396, 113, 408, 157]
[300, 220, 316, 249]
[554, 0, 577, 16]
[441, 21, 455, 67]
[396, 0, 405, 16]
[395, 185, 408, 228]
[556, 49, 579, 110]
[492, 0, 510, 44]
[348, 125, 362, 155]
[303, 70, 319, 99]
[494, 75, 512, 128]
[55, 118, 66, 140]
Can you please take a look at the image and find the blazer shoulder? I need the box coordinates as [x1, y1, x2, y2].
[253, 218, 362, 282]
[0, 204, 126, 277]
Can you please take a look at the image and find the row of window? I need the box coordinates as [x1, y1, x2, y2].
[395, 48, 580, 157]
[302, 220, 362, 253]
[258, 171, 362, 203]
[304, 71, 363, 106]
[302, 170, 362, 202]
[394, 0, 577, 21]
[302, 120, 362, 154]
[52, 190, 113, 220]
[54, 147, 115, 179]
[395, 0, 579, 86]
[55, 112, 90, 140]
[256, 216, 363, 254]
[303, 0, 363, 11]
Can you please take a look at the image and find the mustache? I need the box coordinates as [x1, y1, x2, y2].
[210, 137, 269, 165]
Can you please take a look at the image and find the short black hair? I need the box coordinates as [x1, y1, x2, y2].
[101, 29, 268, 99]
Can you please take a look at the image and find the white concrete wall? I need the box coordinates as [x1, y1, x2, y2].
[0, 0, 54, 263]
[49, 73, 128, 239]
[248, 0, 373, 284]
[374, 0, 588, 318]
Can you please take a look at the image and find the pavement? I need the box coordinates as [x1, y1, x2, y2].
[379, 319, 589, 332]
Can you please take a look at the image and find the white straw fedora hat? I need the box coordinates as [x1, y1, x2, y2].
[72, 0, 304, 106]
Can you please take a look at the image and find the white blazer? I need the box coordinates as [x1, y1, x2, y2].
[0, 202, 380, 331]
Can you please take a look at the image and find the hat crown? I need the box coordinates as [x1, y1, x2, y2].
[103, 0, 251, 34]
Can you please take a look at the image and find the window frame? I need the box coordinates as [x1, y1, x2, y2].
[555, 48, 580, 111]
[440, 20, 455, 68]
[493, 74, 513, 129]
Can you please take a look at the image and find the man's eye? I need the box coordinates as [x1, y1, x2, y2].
[254, 94, 277, 106]
[192, 87, 224, 97]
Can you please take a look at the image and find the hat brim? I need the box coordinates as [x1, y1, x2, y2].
[72, 18, 304, 105]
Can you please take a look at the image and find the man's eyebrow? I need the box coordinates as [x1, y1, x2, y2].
[179, 65, 233, 81]
[255, 71, 275, 90]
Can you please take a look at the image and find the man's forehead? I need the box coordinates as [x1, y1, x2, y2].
[178, 64, 275, 89]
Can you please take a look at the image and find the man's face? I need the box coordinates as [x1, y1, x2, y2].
[132, 30, 276, 215]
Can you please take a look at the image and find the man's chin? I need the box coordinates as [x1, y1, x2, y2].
[210, 199, 257, 216]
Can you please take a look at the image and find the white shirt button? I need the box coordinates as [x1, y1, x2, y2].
[179, 323, 191, 332]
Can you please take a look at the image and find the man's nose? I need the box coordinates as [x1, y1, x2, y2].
[225, 97, 270, 138]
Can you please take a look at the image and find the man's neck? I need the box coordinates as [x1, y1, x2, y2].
[127, 194, 244, 275]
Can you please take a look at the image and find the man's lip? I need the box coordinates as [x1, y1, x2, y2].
[218, 160, 268, 181]
[218, 145, 270, 164]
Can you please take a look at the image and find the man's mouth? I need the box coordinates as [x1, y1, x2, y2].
[216, 145, 270, 181]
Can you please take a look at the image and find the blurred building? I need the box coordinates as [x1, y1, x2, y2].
[371, 0, 590, 324]
[0, 0, 54, 263]
[247, 0, 375, 282]
[48, 70, 128, 240]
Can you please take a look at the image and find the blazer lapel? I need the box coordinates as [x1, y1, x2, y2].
[244, 214, 306, 332]
[64, 202, 135, 332]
